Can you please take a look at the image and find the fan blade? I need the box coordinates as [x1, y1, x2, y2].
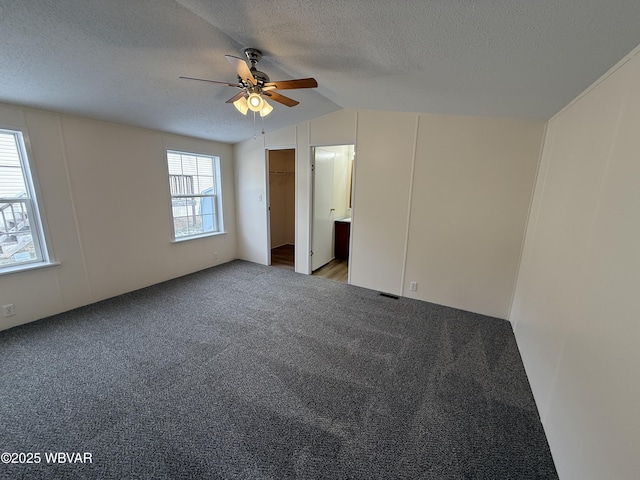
[263, 78, 318, 90]
[225, 55, 256, 84]
[180, 76, 242, 87]
[225, 92, 246, 104]
[264, 91, 299, 107]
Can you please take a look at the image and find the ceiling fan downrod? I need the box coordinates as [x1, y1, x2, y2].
[243, 48, 270, 85]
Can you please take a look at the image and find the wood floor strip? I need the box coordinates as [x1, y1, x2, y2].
[270, 245, 348, 283]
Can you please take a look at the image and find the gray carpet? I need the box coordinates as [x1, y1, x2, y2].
[0, 260, 557, 479]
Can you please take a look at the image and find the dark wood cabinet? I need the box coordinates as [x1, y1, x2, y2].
[334, 220, 350, 260]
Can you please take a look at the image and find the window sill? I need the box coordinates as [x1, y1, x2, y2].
[0, 261, 60, 277]
[171, 231, 226, 244]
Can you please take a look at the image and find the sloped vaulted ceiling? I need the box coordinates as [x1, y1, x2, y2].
[0, 0, 639, 143]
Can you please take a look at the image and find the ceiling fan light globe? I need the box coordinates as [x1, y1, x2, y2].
[259, 99, 273, 117]
[247, 93, 264, 111]
[233, 96, 249, 115]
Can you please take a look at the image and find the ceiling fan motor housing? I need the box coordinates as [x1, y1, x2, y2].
[251, 70, 270, 85]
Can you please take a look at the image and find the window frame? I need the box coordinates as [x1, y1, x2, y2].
[166, 150, 224, 242]
[0, 127, 52, 275]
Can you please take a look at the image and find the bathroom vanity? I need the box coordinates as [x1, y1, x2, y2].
[334, 218, 351, 260]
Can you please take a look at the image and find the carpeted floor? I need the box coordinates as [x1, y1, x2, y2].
[0, 260, 557, 479]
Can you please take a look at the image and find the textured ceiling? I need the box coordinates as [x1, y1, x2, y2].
[0, 0, 639, 144]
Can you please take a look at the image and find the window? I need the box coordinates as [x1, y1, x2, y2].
[0, 129, 49, 272]
[167, 150, 223, 240]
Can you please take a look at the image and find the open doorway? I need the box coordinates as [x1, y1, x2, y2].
[268, 149, 296, 271]
[311, 145, 354, 283]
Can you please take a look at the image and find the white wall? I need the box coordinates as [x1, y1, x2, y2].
[294, 124, 312, 273]
[350, 111, 418, 295]
[313, 144, 352, 222]
[511, 47, 640, 479]
[330, 145, 353, 221]
[234, 109, 543, 318]
[0, 102, 236, 331]
[233, 136, 268, 265]
[404, 115, 544, 318]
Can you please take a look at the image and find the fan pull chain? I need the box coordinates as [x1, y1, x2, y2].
[251, 111, 266, 139]
[252, 111, 258, 140]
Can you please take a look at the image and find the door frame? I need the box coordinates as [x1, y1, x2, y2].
[265, 147, 297, 267]
[309, 143, 356, 281]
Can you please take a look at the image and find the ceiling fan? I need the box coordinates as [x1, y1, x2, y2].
[180, 48, 318, 117]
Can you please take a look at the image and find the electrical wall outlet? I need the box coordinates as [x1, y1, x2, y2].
[409, 282, 418, 292]
[213, 251, 219, 260]
[2, 304, 16, 317]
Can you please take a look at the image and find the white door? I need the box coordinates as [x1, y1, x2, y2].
[311, 148, 335, 271]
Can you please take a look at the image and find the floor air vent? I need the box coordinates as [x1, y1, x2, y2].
[379, 292, 399, 299]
